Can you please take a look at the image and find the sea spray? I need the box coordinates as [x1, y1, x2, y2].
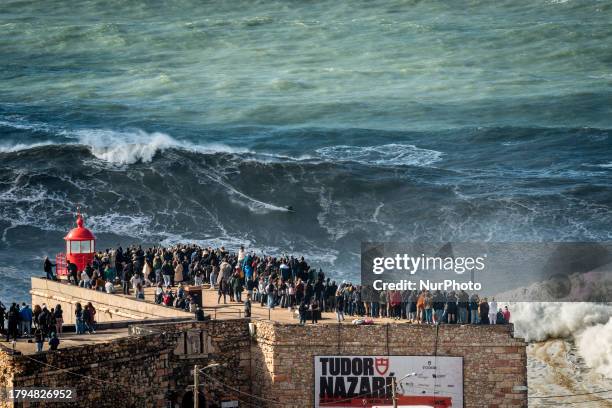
[576, 319, 612, 378]
[511, 302, 612, 378]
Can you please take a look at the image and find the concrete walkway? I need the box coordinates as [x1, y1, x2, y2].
[13, 280, 427, 355]
[2, 327, 129, 355]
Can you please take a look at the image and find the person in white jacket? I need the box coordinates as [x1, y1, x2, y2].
[130, 273, 142, 295]
[489, 297, 498, 324]
[237, 245, 246, 265]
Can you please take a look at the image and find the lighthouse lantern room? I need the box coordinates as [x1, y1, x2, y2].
[62, 210, 96, 273]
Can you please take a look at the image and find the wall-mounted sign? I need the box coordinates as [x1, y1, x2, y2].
[314, 355, 463, 407]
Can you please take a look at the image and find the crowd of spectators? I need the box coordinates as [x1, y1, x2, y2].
[0, 301, 63, 351]
[43, 243, 511, 326]
[0, 244, 512, 358]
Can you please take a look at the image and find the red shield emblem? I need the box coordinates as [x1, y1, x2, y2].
[375, 358, 389, 376]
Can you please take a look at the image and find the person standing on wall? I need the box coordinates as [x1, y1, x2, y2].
[217, 277, 228, 304]
[445, 291, 457, 324]
[19, 303, 32, 337]
[469, 293, 480, 324]
[48, 332, 60, 351]
[310, 297, 320, 324]
[489, 297, 498, 325]
[67, 261, 78, 285]
[83, 302, 96, 334]
[43, 256, 56, 280]
[479, 298, 490, 325]
[424, 291, 433, 324]
[54, 304, 63, 337]
[335, 290, 345, 322]
[6, 303, 20, 342]
[121, 261, 133, 295]
[502, 305, 511, 323]
[34, 326, 44, 352]
[298, 300, 307, 326]
[416, 290, 426, 323]
[75, 302, 84, 334]
[162, 260, 173, 288]
[433, 290, 445, 324]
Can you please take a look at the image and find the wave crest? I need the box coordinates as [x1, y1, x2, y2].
[0, 118, 250, 164]
[75, 129, 177, 164]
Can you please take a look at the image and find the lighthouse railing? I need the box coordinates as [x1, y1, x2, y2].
[55, 252, 68, 277]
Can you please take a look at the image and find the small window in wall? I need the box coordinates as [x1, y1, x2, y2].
[80, 240, 91, 253]
[66, 241, 70, 254]
[91, 240, 95, 252]
[70, 241, 81, 254]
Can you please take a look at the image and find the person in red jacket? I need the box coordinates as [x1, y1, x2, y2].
[502, 306, 511, 323]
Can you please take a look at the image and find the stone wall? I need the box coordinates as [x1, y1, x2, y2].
[0, 318, 527, 407]
[30, 277, 191, 324]
[250, 321, 527, 408]
[0, 319, 251, 408]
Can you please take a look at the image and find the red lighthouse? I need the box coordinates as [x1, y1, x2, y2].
[59, 210, 96, 275]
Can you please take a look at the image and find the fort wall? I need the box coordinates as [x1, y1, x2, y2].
[0, 280, 528, 407]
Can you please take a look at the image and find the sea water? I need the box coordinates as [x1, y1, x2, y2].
[0, 0, 611, 302]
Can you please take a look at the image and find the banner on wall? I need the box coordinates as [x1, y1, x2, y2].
[314, 355, 463, 408]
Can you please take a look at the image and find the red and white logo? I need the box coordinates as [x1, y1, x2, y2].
[375, 358, 389, 376]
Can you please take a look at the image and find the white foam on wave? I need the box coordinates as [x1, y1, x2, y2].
[0, 119, 298, 215]
[316, 143, 443, 167]
[0, 117, 252, 164]
[510, 302, 612, 378]
[74, 129, 178, 164]
[1, 118, 442, 169]
[86, 213, 154, 238]
[74, 128, 253, 165]
[202, 171, 290, 214]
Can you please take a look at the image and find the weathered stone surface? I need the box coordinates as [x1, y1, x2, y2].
[0, 320, 251, 408]
[0, 320, 527, 407]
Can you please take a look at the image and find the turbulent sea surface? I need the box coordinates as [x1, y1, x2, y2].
[1, 0, 611, 302]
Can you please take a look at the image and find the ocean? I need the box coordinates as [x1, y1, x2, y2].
[0, 0, 611, 303]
